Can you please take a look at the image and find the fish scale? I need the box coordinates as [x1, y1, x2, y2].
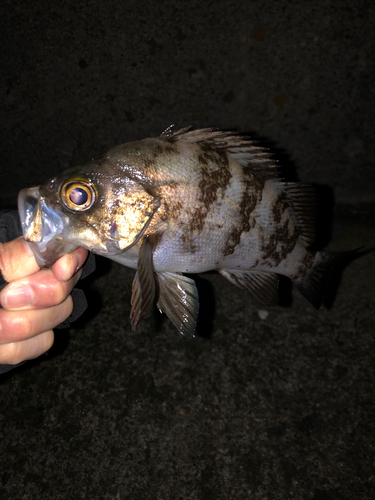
[18, 126, 347, 337]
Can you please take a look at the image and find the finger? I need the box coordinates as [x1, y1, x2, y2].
[0, 238, 39, 282]
[0, 267, 82, 310]
[0, 330, 55, 365]
[0, 296, 73, 344]
[51, 247, 88, 282]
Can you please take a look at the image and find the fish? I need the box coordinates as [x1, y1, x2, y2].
[18, 126, 343, 337]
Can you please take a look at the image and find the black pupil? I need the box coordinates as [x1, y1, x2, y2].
[70, 187, 89, 205]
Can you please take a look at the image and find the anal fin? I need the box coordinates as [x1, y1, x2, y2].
[219, 269, 279, 306]
[156, 272, 199, 338]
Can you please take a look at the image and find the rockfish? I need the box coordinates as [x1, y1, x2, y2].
[18, 127, 341, 337]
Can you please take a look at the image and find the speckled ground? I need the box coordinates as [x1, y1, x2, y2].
[1, 0, 374, 496]
[1, 204, 374, 500]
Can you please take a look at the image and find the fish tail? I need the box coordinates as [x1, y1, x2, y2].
[292, 248, 362, 309]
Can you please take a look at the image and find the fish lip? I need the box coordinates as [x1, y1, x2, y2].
[18, 187, 43, 241]
[18, 187, 76, 268]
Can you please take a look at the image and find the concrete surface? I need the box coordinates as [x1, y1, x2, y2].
[1, 205, 374, 499]
[1, 1, 375, 498]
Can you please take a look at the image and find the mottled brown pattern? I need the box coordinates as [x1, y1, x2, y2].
[189, 205, 207, 232]
[261, 218, 297, 266]
[239, 176, 264, 231]
[272, 191, 288, 225]
[223, 173, 264, 256]
[197, 153, 209, 166]
[291, 250, 315, 281]
[142, 142, 179, 171]
[165, 200, 183, 221]
[223, 227, 243, 256]
[150, 184, 181, 230]
[199, 142, 230, 167]
[153, 180, 179, 193]
[180, 233, 197, 254]
[142, 155, 158, 170]
[164, 145, 175, 154]
[153, 142, 176, 157]
[153, 144, 164, 156]
[180, 144, 232, 253]
[197, 148, 231, 210]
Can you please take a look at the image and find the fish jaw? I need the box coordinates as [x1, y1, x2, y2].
[18, 187, 78, 268]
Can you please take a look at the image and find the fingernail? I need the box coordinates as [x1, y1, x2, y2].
[72, 250, 83, 274]
[67, 253, 78, 277]
[2, 284, 34, 309]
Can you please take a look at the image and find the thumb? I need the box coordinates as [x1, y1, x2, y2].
[0, 238, 40, 283]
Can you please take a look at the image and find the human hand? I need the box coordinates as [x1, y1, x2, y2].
[0, 237, 88, 366]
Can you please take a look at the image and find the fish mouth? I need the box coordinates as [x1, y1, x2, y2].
[18, 187, 78, 268]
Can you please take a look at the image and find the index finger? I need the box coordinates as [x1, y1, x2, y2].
[0, 238, 39, 283]
[51, 247, 88, 282]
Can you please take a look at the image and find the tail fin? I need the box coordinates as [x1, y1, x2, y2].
[292, 248, 362, 309]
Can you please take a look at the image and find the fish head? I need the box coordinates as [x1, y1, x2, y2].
[18, 159, 161, 268]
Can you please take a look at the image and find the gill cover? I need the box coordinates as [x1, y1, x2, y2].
[102, 181, 162, 253]
[59, 173, 161, 254]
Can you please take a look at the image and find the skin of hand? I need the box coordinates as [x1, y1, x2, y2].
[0, 237, 88, 365]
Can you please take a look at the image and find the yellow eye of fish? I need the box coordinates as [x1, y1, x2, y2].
[61, 180, 96, 211]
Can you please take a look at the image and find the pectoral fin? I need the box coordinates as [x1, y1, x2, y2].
[219, 269, 279, 306]
[156, 272, 199, 338]
[130, 235, 157, 330]
[130, 236, 199, 337]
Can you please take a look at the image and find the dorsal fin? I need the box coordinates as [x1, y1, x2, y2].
[270, 181, 317, 247]
[163, 126, 280, 181]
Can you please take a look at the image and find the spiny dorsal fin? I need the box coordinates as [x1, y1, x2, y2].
[163, 126, 280, 181]
[156, 272, 199, 338]
[219, 269, 279, 306]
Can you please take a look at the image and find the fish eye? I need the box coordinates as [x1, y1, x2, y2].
[60, 179, 96, 212]
[70, 187, 88, 205]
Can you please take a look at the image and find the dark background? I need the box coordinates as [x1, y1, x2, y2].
[1, 1, 375, 499]
[1, 0, 374, 207]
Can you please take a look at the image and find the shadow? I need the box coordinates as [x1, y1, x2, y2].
[0, 355, 42, 382]
[45, 254, 113, 360]
[244, 131, 300, 182]
[74, 254, 113, 324]
[277, 275, 293, 308]
[194, 275, 216, 339]
[322, 246, 372, 309]
[310, 183, 335, 250]
[44, 329, 71, 361]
